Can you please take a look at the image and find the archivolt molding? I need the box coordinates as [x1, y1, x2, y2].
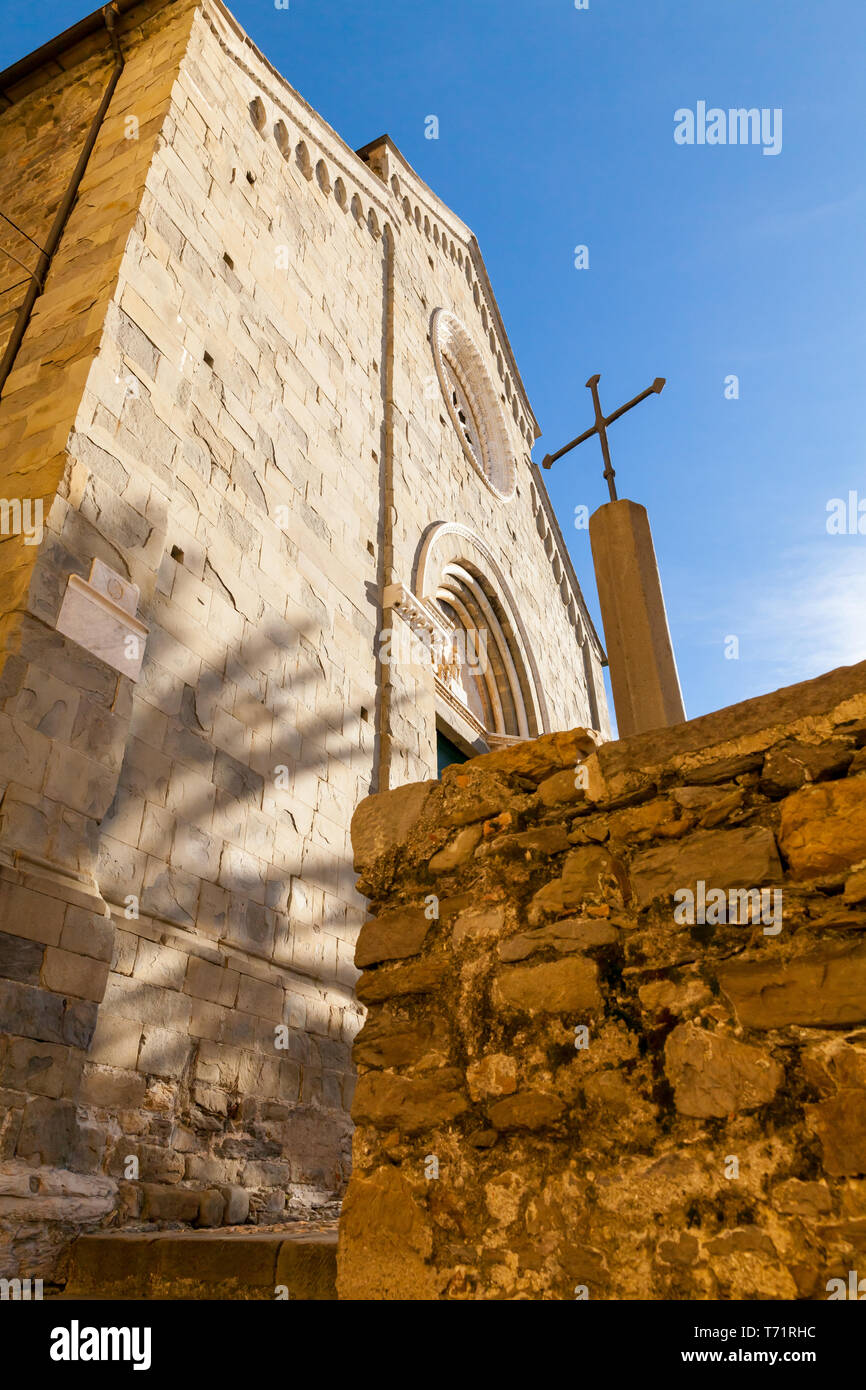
[431, 310, 516, 502]
[415, 522, 550, 737]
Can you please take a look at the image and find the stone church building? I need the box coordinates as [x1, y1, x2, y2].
[0, 0, 608, 1275]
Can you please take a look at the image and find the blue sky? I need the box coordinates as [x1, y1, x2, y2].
[5, 0, 865, 724]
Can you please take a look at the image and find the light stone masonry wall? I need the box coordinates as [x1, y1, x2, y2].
[0, 0, 607, 1282]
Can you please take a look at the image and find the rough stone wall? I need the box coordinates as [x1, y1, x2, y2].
[0, 21, 119, 363]
[340, 659, 866, 1300]
[0, 0, 607, 1281]
[0, 0, 206, 1282]
[0, 0, 199, 635]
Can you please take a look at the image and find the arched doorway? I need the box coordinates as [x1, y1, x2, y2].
[414, 522, 549, 758]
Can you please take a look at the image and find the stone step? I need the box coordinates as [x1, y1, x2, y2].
[63, 1224, 338, 1300]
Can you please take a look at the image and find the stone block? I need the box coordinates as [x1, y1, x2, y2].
[664, 1023, 783, 1118]
[71, 1120, 107, 1173]
[0, 931, 43, 985]
[55, 561, 147, 681]
[0, 712, 51, 793]
[486, 1090, 565, 1131]
[192, 1083, 228, 1116]
[505, 824, 573, 856]
[536, 769, 588, 809]
[354, 906, 431, 968]
[0, 978, 64, 1045]
[428, 824, 482, 873]
[171, 822, 221, 880]
[802, 1039, 866, 1095]
[279, 1058, 302, 1102]
[0, 880, 65, 946]
[450, 907, 506, 946]
[355, 956, 448, 1003]
[137, 1027, 192, 1079]
[140, 1183, 200, 1222]
[529, 845, 626, 920]
[129, 1144, 186, 1185]
[140, 860, 199, 928]
[15, 1096, 77, 1166]
[44, 743, 117, 820]
[242, 1158, 290, 1189]
[274, 1231, 338, 1300]
[87, 1011, 142, 1069]
[133, 937, 187, 989]
[466, 1054, 517, 1101]
[0, 1036, 71, 1099]
[110, 930, 138, 975]
[760, 742, 853, 797]
[60, 906, 114, 962]
[350, 780, 438, 873]
[219, 1183, 250, 1224]
[449, 729, 599, 786]
[222, 898, 275, 956]
[630, 827, 783, 908]
[234, 974, 282, 1023]
[352, 1070, 469, 1134]
[844, 866, 866, 905]
[238, 1050, 281, 1096]
[498, 916, 617, 962]
[196, 1187, 226, 1227]
[779, 775, 866, 878]
[494, 957, 601, 1016]
[337, 1166, 440, 1300]
[184, 955, 240, 1007]
[353, 1014, 450, 1071]
[41, 947, 110, 1002]
[773, 1179, 833, 1216]
[63, 998, 99, 1050]
[81, 1066, 147, 1109]
[217, 1007, 256, 1050]
[718, 944, 866, 1029]
[102, 975, 192, 1031]
[194, 1041, 241, 1090]
[189, 998, 222, 1040]
[807, 1091, 866, 1177]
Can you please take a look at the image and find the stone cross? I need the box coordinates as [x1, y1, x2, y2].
[541, 372, 686, 738]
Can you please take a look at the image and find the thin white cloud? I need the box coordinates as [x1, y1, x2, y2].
[751, 188, 865, 240]
[725, 543, 866, 686]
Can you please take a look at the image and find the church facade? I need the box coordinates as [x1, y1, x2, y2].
[0, 0, 608, 1274]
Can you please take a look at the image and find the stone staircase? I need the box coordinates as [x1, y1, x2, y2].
[59, 1221, 338, 1299]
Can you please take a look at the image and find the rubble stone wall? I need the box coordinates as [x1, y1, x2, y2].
[339, 659, 866, 1299]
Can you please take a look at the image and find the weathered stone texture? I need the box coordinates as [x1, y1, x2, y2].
[340, 658, 866, 1300]
[664, 1023, 783, 1118]
[778, 775, 866, 878]
[3, 0, 612, 1285]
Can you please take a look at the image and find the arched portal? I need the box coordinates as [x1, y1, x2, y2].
[414, 522, 549, 747]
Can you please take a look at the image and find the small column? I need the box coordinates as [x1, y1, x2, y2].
[589, 498, 685, 739]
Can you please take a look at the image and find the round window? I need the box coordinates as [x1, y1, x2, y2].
[431, 309, 516, 500]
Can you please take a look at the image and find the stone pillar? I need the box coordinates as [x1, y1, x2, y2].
[589, 498, 685, 739]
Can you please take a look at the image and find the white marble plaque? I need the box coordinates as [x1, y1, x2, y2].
[56, 560, 148, 680]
